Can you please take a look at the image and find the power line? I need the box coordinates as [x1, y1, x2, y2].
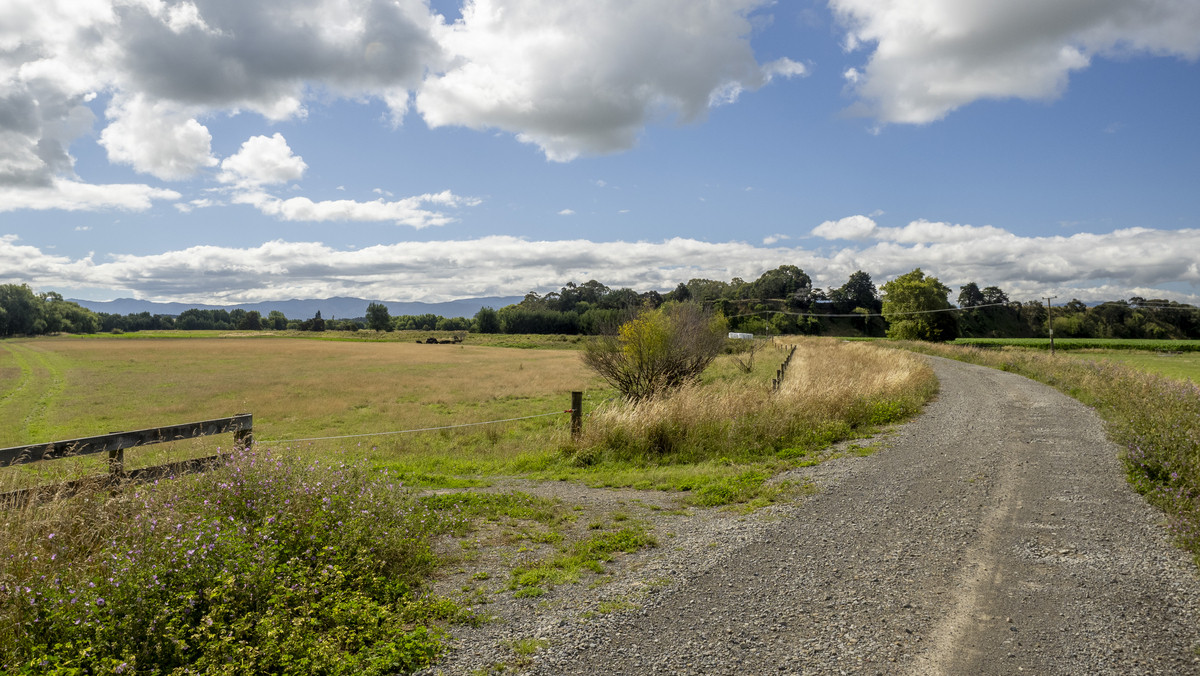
[726, 301, 1013, 320]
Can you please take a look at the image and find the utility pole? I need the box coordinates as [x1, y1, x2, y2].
[1044, 296, 1058, 355]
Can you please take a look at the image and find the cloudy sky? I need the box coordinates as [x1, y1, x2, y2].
[2, 0, 1198, 306]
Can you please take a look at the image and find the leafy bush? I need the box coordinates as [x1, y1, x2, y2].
[582, 302, 727, 401]
[1, 448, 472, 674]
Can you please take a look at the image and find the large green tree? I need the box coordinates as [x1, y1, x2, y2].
[0, 284, 44, 336]
[744, 265, 814, 310]
[881, 269, 958, 341]
[829, 270, 881, 313]
[365, 302, 392, 331]
[957, 282, 985, 308]
[473, 306, 500, 333]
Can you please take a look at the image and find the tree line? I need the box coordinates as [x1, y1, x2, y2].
[3, 269, 1198, 340]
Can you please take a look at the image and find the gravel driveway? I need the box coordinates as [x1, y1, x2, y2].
[421, 356, 1200, 675]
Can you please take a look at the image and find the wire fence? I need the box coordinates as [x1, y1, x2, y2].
[260, 410, 572, 445]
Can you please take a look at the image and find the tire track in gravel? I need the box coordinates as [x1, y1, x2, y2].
[520, 356, 1200, 676]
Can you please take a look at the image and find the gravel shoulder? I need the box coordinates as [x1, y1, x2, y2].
[418, 356, 1200, 675]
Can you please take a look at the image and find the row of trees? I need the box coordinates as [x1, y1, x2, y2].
[0, 286, 100, 337]
[4, 273, 1199, 341]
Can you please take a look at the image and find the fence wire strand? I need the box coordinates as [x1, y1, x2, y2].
[260, 410, 568, 445]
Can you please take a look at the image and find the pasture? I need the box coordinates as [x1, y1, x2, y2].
[952, 337, 1200, 352]
[0, 336, 597, 485]
[1068, 350, 1200, 383]
[1, 334, 935, 496]
[944, 336, 1200, 382]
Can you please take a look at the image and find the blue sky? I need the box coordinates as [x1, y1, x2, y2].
[2, 0, 1198, 305]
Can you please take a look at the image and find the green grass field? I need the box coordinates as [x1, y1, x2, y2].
[952, 337, 1200, 352]
[943, 337, 1200, 382]
[77, 328, 591, 349]
[0, 335, 602, 487]
[1067, 350, 1200, 383]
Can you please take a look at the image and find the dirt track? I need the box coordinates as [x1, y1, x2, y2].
[421, 356, 1200, 675]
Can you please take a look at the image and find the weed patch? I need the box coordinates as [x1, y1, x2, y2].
[0, 447, 477, 674]
[508, 526, 656, 593]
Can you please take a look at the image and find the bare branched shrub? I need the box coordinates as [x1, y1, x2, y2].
[582, 303, 727, 402]
[729, 339, 764, 374]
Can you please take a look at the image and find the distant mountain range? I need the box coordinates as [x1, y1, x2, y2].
[68, 296, 525, 320]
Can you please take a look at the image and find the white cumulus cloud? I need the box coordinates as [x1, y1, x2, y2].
[812, 214, 880, 240]
[0, 179, 180, 212]
[831, 0, 1200, 124]
[417, 0, 804, 161]
[219, 133, 308, 187]
[99, 95, 217, 180]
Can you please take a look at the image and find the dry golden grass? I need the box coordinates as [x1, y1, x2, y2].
[577, 337, 936, 464]
[777, 337, 934, 418]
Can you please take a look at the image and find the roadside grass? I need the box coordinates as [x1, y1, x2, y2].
[900, 342, 1200, 564]
[507, 526, 657, 594]
[547, 338, 937, 506]
[0, 447, 476, 674]
[368, 338, 935, 507]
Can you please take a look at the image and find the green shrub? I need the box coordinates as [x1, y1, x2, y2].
[1, 448, 472, 674]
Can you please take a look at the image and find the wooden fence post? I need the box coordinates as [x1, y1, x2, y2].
[235, 414, 254, 448]
[570, 391, 583, 439]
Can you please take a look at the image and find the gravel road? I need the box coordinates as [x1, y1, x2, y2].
[421, 356, 1200, 675]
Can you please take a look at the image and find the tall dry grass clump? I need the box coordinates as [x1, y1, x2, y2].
[574, 338, 936, 465]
